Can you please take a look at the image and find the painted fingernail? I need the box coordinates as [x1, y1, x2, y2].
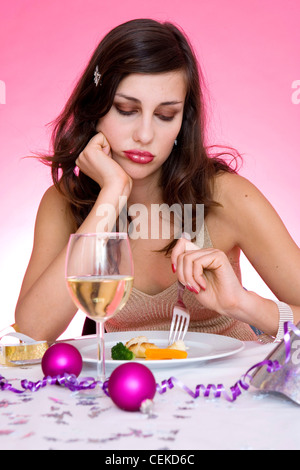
[172, 263, 176, 273]
[186, 283, 200, 294]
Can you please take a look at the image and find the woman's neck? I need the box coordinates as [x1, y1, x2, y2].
[128, 176, 163, 207]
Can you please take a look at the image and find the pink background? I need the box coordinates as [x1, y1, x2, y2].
[0, 0, 299, 337]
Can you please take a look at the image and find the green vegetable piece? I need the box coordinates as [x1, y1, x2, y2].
[111, 342, 135, 360]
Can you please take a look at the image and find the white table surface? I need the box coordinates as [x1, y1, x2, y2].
[0, 339, 299, 451]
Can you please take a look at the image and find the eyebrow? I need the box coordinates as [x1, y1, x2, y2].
[115, 93, 183, 106]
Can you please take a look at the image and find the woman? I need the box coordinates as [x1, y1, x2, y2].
[15, 19, 300, 343]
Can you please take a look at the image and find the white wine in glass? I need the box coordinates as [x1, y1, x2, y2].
[65, 232, 134, 392]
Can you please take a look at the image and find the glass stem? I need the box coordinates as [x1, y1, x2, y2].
[96, 321, 106, 383]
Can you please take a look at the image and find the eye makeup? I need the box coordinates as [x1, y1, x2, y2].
[113, 98, 182, 122]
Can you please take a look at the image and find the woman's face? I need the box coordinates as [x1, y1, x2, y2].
[96, 71, 186, 183]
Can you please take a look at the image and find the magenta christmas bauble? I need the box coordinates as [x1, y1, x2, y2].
[41, 343, 83, 377]
[108, 362, 156, 411]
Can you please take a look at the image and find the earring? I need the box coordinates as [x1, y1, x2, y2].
[174, 139, 178, 146]
[94, 65, 102, 87]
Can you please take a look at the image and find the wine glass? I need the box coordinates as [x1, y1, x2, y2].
[65, 232, 134, 393]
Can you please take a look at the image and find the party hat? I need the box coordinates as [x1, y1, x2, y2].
[251, 322, 300, 404]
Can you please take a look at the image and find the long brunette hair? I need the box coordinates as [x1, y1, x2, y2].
[41, 19, 239, 253]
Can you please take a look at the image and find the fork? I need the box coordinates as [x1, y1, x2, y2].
[168, 281, 190, 345]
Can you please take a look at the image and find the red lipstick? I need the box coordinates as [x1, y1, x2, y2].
[124, 150, 154, 164]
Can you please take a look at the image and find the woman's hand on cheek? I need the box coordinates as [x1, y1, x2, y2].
[75, 132, 132, 191]
[171, 237, 247, 317]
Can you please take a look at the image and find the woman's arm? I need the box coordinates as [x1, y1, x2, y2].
[171, 172, 300, 336]
[226, 173, 300, 334]
[15, 132, 132, 342]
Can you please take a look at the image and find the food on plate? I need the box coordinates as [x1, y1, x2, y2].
[111, 335, 188, 361]
[126, 336, 188, 360]
[111, 342, 135, 360]
[145, 348, 188, 360]
[167, 340, 186, 351]
[125, 336, 158, 358]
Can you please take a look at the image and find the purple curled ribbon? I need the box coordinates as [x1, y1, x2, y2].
[156, 357, 282, 402]
[156, 321, 299, 402]
[0, 372, 110, 395]
[1, 322, 299, 402]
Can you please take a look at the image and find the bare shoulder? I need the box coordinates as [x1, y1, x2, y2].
[38, 184, 70, 215]
[210, 171, 275, 226]
[211, 170, 298, 245]
[206, 171, 289, 251]
[209, 171, 300, 305]
[35, 185, 76, 235]
[17, 185, 75, 302]
[212, 171, 262, 206]
[34, 184, 76, 255]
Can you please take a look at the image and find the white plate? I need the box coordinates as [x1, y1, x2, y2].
[66, 330, 244, 370]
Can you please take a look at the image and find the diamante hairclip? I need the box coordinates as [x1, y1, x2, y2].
[94, 65, 102, 87]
